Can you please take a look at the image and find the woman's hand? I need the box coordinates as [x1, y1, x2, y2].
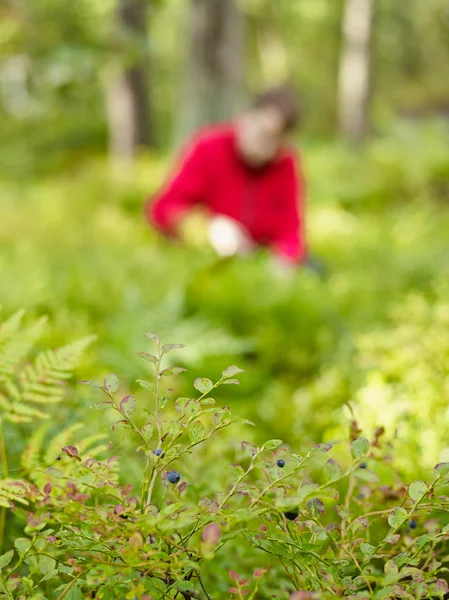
[207, 216, 255, 258]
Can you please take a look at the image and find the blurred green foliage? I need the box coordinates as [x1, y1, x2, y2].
[1, 121, 449, 482]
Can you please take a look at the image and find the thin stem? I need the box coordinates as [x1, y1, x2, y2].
[0, 417, 8, 553]
[57, 570, 85, 600]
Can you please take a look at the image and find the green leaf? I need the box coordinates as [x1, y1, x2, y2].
[360, 542, 375, 555]
[142, 422, 153, 443]
[185, 400, 201, 417]
[353, 468, 379, 483]
[223, 379, 240, 385]
[194, 378, 214, 394]
[38, 555, 57, 580]
[189, 421, 205, 444]
[90, 402, 112, 410]
[200, 398, 216, 406]
[324, 459, 343, 482]
[222, 366, 244, 378]
[415, 534, 432, 550]
[0, 549, 14, 569]
[388, 507, 408, 528]
[103, 374, 119, 393]
[160, 367, 186, 377]
[264, 439, 283, 451]
[15, 538, 31, 556]
[120, 395, 136, 415]
[235, 419, 255, 426]
[136, 379, 156, 392]
[434, 463, 449, 478]
[408, 481, 428, 502]
[351, 437, 369, 459]
[175, 397, 191, 413]
[230, 464, 245, 477]
[145, 332, 161, 344]
[296, 483, 319, 503]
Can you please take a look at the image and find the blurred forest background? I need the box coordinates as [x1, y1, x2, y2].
[1, 0, 449, 479]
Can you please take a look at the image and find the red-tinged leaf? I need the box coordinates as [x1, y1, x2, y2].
[162, 344, 185, 354]
[114, 505, 124, 515]
[111, 420, 130, 431]
[311, 443, 333, 454]
[435, 579, 449, 595]
[241, 441, 256, 456]
[137, 352, 158, 365]
[239, 579, 250, 587]
[306, 497, 325, 517]
[228, 588, 239, 595]
[79, 380, 101, 388]
[103, 374, 119, 393]
[62, 446, 79, 458]
[160, 367, 186, 377]
[253, 568, 268, 579]
[120, 395, 136, 415]
[90, 402, 113, 410]
[334, 505, 351, 520]
[107, 456, 119, 466]
[43, 483, 52, 495]
[230, 570, 239, 582]
[223, 379, 240, 385]
[385, 534, 401, 545]
[202, 523, 220, 545]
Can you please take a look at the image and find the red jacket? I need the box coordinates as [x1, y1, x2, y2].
[146, 124, 307, 263]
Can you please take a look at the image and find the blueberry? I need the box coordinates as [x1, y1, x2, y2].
[360, 462, 367, 469]
[410, 519, 417, 529]
[167, 471, 181, 484]
[277, 459, 286, 468]
[357, 493, 365, 500]
[155, 448, 164, 457]
[283, 511, 299, 521]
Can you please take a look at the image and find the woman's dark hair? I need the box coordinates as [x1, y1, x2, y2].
[252, 84, 300, 132]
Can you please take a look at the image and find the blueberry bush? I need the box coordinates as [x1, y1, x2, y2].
[2, 328, 449, 599]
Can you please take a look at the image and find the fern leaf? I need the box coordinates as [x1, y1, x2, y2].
[21, 425, 49, 471]
[19, 336, 95, 406]
[0, 311, 95, 423]
[0, 479, 29, 509]
[0, 312, 47, 383]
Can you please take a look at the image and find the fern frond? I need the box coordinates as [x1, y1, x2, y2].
[21, 425, 49, 471]
[0, 311, 47, 383]
[0, 310, 95, 423]
[20, 337, 96, 406]
[0, 479, 29, 509]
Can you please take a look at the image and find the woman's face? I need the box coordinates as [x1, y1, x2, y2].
[235, 106, 286, 167]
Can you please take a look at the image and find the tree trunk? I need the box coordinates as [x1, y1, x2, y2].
[106, 0, 152, 163]
[176, 0, 245, 143]
[338, 0, 374, 144]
